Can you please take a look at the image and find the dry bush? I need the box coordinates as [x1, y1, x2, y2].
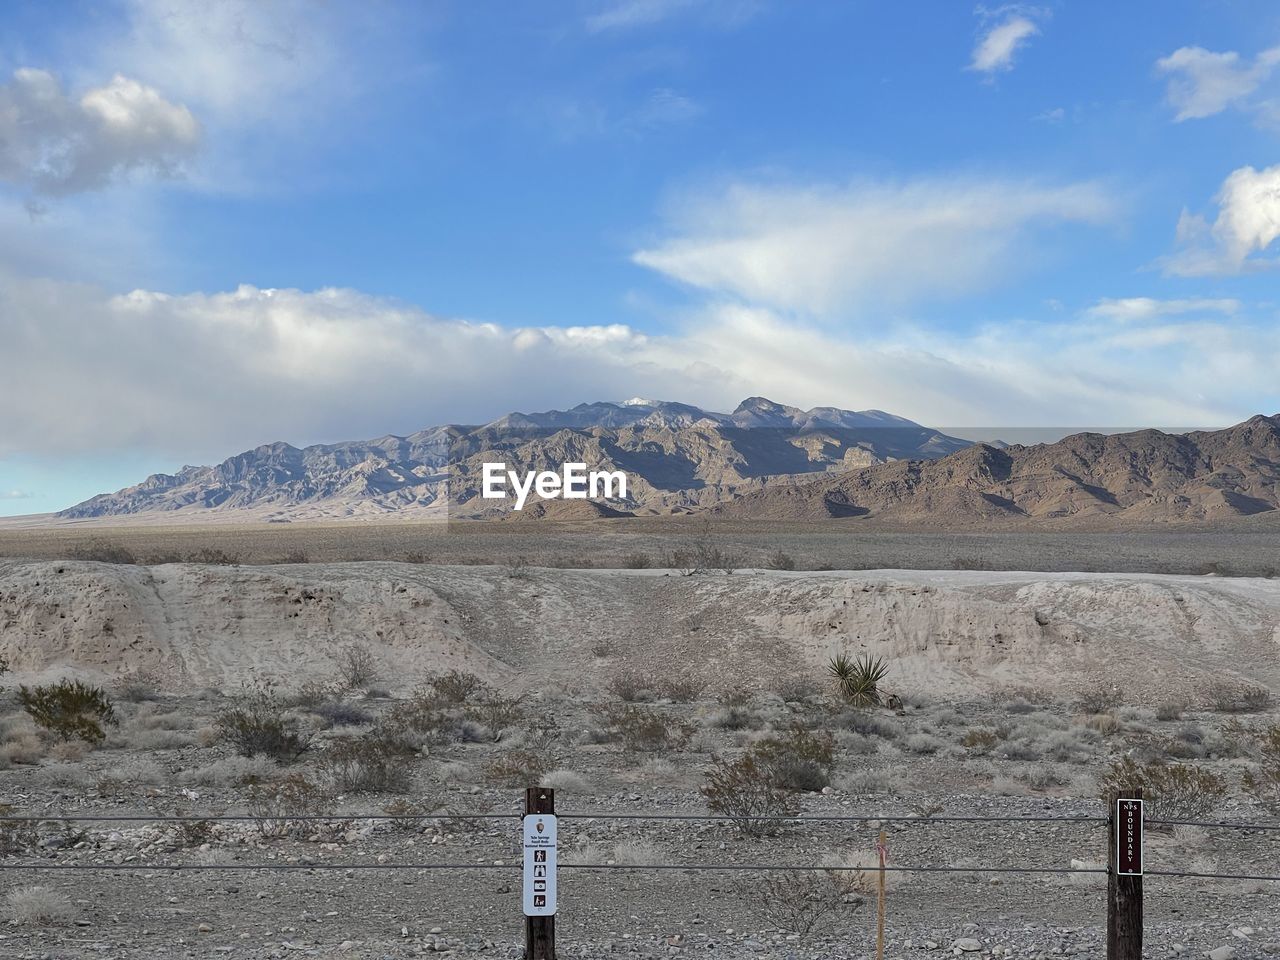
[247, 773, 332, 838]
[114, 670, 163, 702]
[702, 753, 800, 835]
[485, 749, 556, 787]
[1205, 680, 1273, 713]
[1155, 699, 1189, 721]
[718, 683, 753, 707]
[961, 728, 1001, 752]
[18, 679, 118, 745]
[330, 643, 379, 691]
[764, 550, 797, 571]
[309, 700, 373, 729]
[185, 548, 241, 565]
[505, 556, 532, 579]
[70, 539, 136, 564]
[1076, 687, 1123, 714]
[215, 680, 310, 761]
[1099, 757, 1227, 821]
[540, 769, 591, 793]
[606, 669, 656, 703]
[739, 870, 859, 938]
[0, 731, 46, 767]
[752, 728, 837, 792]
[1084, 713, 1120, 736]
[1242, 724, 1280, 815]
[622, 552, 652, 569]
[181, 756, 277, 787]
[427, 670, 486, 704]
[594, 704, 691, 754]
[660, 675, 709, 703]
[6, 885, 75, 926]
[318, 733, 413, 794]
[462, 690, 525, 740]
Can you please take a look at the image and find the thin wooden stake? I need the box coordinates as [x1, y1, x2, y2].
[525, 787, 556, 960]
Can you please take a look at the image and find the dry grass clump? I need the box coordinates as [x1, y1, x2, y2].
[593, 704, 692, 754]
[0, 729, 46, 767]
[182, 755, 278, 787]
[329, 643, 379, 692]
[426, 670, 486, 704]
[247, 773, 332, 838]
[6, 885, 75, 926]
[1242, 724, 1280, 815]
[485, 748, 556, 787]
[317, 731, 414, 794]
[1204, 679, 1273, 713]
[606, 669, 656, 703]
[216, 679, 310, 761]
[740, 870, 859, 939]
[540, 769, 592, 793]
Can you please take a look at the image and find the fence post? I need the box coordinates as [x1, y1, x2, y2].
[1107, 787, 1143, 960]
[525, 787, 556, 960]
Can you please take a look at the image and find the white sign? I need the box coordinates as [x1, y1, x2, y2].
[482, 462, 628, 511]
[522, 814, 558, 916]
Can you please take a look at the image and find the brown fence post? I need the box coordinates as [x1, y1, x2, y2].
[525, 787, 556, 960]
[1107, 787, 1143, 960]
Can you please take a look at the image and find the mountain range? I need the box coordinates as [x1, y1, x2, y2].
[716, 414, 1280, 525]
[58, 398, 969, 521]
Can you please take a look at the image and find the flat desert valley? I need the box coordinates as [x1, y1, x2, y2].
[0, 520, 1276, 958]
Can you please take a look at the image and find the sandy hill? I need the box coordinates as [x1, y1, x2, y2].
[716, 415, 1280, 525]
[1, 559, 1276, 702]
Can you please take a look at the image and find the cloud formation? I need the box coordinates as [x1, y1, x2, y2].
[969, 7, 1045, 75]
[585, 0, 759, 33]
[1157, 44, 1280, 122]
[0, 69, 199, 195]
[1163, 164, 1280, 276]
[0, 490, 34, 500]
[633, 176, 1115, 313]
[1, 277, 1273, 464]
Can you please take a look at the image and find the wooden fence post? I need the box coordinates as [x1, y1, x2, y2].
[525, 787, 556, 960]
[1107, 787, 1143, 960]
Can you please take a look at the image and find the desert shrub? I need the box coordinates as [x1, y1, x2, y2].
[595, 704, 691, 754]
[1076, 687, 1123, 714]
[318, 733, 413, 794]
[752, 728, 837, 792]
[247, 772, 332, 838]
[709, 706, 765, 731]
[718, 683, 753, 707]
[18, 680, 118, 744]
[836, 710, 902, 741]
[540, 769, 591, 793]
[764, 550, 796, 571]
[668, 526, 742, 575]
[622, 552, 651, 569]
[606, 669, 655, 703]
[0, 731, 46, 766]
[1205, 680, 1273, 713]
[114, 670, 162, 702]
[269, 551, 310, 564]
[71, 539, 136, 564]
[505, 556, 531, 579]
[427, 670, 486, 704]
[1099, 757, 1227, 821]
[485, 748, 555, 787]
[185, 548, 241, 565]
[904, 733, 943, 755]
[285, 679, 342, 708]
[772, 676, 817, 703]
[702, 753, 800, 835]
[742, 870, 858, 938]
[1242, 724, 1280, 815]
[0, 655, 9, 677]
[1084, 713, 1120, 736]
[330, 643, 379, 691]
[961, 728, 1001, 752]
[660, 675, 709, 703]
[6, 885, 75, 926]
[310, 700, 373, 728]
[463, 691, 525, 739]
[181, 756, 277, 787]
[1155, 699, 1189, 721]
[828, 653, 889, 707]
[215, 680, 310, 761]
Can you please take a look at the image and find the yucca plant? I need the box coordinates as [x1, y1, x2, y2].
[827, 653, 889, 707]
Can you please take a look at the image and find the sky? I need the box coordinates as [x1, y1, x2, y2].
[2, 0, 1280, 515]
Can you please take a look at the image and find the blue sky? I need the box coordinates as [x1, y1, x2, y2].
[2, 0, 1280, 514]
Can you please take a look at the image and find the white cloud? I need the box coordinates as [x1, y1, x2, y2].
[969, 7, 1045, 75]
[633, 176, 1115, 314]
[1083, 297, 1242, 323]
[0, 277, 1273, 463]
[0, 68, 199, 196]
[0, 490, 34, 500]
[585, 0, 759, 33]
[1156, 44, 1280, 121]
[1163, 164, 1280, 276]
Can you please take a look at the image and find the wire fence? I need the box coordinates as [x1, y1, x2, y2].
[2, 808, 1278, 881]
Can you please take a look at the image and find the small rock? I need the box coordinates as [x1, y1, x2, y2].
[1207, 948, 1236, 960]
[954, 938, 982, 953]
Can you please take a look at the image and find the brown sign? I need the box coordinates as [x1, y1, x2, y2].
[1115, 798, 1144, 876]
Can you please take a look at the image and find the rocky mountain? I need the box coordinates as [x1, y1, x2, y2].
[58, 398, 970, 521]
[715, 414, 1280, 524]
